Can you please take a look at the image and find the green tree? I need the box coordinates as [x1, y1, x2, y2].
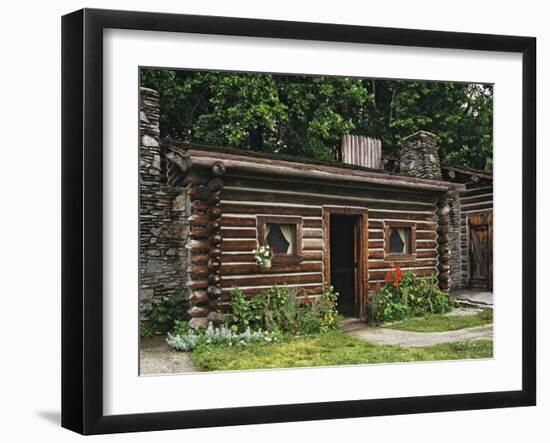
[140, 69, 493, 170]
[359, 80, 493, 169]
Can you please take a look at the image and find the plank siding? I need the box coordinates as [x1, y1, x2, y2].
[458, 184, 493, 287]
[222, 176, 438, 205]
[221, 228, 257, 239]
[220, 216, 256, 227]
[221, 202, 322, 217]
[222, 262, 323, 276]
[303, 228, 323, 238]
[220, 284, 323, 301]
[221, 273, 323, 288]
[222, 187, 434, 212]
[303, 218, 323, 228]
[369, 268, 435, 281]
[369, 259, 437, 269]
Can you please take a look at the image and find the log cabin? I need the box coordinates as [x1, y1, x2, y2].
[139, 87, 491, 327]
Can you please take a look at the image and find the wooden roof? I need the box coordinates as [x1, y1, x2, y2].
[164, 139, 466, 193]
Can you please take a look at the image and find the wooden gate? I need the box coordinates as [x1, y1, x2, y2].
[468, 213, 493, 290]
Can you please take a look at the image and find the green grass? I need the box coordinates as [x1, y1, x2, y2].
[190, 331, 493, 371]
[384, 309, 493, 332]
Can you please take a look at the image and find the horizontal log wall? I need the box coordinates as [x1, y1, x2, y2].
[458, 183, 493, 288]
[366, 203, 439, 289]
[220, 195, 324, 310]
[220, 178, 440, 304]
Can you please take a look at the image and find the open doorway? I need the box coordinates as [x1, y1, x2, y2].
[329, 214, 366, 318]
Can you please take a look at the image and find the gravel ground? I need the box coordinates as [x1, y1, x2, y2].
[140, 335, 197, 375]
[446, 307, 485, 317]
[348, 324, 493, 347]
[450, 289, 493, 307]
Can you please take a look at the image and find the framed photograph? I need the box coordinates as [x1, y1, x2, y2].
[62, 8, 536, 435]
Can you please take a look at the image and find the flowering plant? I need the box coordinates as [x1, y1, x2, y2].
[367, 262, 454, 324]
[253, 245, 273, 269]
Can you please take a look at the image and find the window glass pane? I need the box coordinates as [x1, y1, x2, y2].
[389, 227, 410, 253]
[266, 224, 296, 254]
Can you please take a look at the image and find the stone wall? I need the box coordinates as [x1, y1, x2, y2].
[447, 190, 462, 289]
[139, 87, 189, 321]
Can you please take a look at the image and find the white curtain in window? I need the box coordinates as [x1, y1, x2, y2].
[397, 228, 409, 253]
[279, 225, 295, 254]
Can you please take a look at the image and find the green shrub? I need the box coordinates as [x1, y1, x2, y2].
[139, 324, 154, 338]
[229, 287, 265, 331]
[171, 319, 190, 336]
[367, 266, 454, 325]
[297, 285, 341, 333]
[229, 284, 340, 334]
[263, 286, 300, 332]
[147, 289, 187, 333]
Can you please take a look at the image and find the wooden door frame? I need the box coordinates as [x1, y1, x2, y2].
[323, 206, 369, 319]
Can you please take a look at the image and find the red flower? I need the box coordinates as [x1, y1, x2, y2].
[384, 271, 392, 283]
[303, 296, 313, 305]
[373, 283, 382, 292]
[394, 266, 402, 287]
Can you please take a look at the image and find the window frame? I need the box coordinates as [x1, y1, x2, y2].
[257, 215, 304, 265]
[384, 221, 417, 260]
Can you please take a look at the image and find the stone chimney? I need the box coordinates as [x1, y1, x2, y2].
[400, 131, 442, 180]
[340, 135, 383, 169]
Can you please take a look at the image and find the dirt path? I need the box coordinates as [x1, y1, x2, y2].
[348, 324, 493, 347]
[140, 336, 197, 375]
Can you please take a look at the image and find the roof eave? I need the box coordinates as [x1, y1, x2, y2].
[177, 147, 465, 193]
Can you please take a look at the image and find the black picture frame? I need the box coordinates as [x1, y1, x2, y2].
[62, 8, 536, 435]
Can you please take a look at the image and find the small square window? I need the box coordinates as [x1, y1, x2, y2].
[384, 223, 416, 257]
[257, 216, 303, 263]
[389, 227, 410, 254]
[266, 224, 296, 255]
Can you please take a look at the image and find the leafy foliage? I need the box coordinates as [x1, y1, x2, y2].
[228, 287, 267, 331]
[297, 287, 340, 334]
[141, 69, 493, 170]
[229, 284, 340, 334]
[139, 324, 154, 338]
[366, 264, 455, 324]
[146, 290, 187, 334]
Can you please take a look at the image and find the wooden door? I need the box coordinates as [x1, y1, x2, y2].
[468, 213, 493, 290]
[330, 215, 357, 317]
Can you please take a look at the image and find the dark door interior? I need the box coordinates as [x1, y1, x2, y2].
[469, 214, 493, 290]
[330, 215, 358, 317]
